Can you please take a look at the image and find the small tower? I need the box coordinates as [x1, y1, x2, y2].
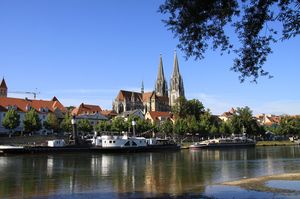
[155, 54, 168, 97]
[0, 78, 7, 98]
[141, 81, 144, 94]
[170, 51, 185, 107]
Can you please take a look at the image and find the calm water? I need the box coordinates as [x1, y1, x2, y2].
[1, 146, 300, 198]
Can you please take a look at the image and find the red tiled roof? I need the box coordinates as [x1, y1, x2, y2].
[72, 103, 102, 116]
[100, 110, 117, 117]
[0, 78, 7, 89]
[148, 111, 172, 120]
[142, 92, 154, 102]
[0, 97, 66, 113]
[116, 90, 142, 102]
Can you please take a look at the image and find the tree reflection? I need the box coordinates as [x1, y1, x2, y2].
[0, 146, 300, 198]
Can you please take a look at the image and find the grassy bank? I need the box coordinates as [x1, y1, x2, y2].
[256, 141, 297, 146]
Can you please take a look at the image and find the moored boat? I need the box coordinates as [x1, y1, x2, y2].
[189, 136, 255, 149]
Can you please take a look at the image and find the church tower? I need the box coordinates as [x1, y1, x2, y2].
[170, 51, 185, 107]
[155, 55, 168, 97]
[0, 78, 7, 98]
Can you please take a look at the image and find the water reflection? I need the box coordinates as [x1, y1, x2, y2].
[0, 146, 300, 198]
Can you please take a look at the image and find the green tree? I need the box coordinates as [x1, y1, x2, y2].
[230, 106, 262, 136]
[2, 109, 20, 134]
[174, 118, 188, 139]
[219, 121, 233, 135]
[77, 119, 93, 134]
[95, 120, 111, 132]
[187, 116, 199, 135]
[198, 110, 213, 136]
[159, 0, 300, 82]
[172, 97, 205, 120]
[23, 109, 42, 134]
[159, 120, 174, 137]
[60, 112, 73, 133]
[111, 117, 127, 133]
[136, 119, 152, 135]
[172, 96, 188, 119]
[186, 99, 205, 120]
[43, 113, 59, 132]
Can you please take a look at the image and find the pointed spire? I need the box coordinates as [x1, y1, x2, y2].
[141, 81, 144, 94]
[0, 77, 7, 89]
[157, 54, 165, 81]
[155, 54, 168, 97]
[172, 50, 180, 77]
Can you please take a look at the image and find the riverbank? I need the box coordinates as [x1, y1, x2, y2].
[0, 135, 68, 146]
[222, 173, 300, 194]
[256, 140, 297, 146]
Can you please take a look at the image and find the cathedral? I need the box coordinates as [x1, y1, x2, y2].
[113, 52, 185, 114]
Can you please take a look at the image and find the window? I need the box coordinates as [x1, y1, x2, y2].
[113, 141, 116, 143]
[132, 141, 137, 146]
[109, 140, 112, 143]
[124, 141, 130, 146]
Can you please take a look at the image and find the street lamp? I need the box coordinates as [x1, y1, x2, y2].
[132, 120, 136, 137]
[71, 115, 78, 145]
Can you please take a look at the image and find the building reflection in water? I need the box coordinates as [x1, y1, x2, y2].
[0, 146, 300, 198]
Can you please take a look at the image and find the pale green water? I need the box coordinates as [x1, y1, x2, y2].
[0, 146, 300, 198]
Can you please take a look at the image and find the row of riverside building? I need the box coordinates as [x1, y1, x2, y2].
[0, 52, 185, 134]
[0, 52, 282, 134]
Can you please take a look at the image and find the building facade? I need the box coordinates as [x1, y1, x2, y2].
[113, 52, 185, 114]
[71, 103, 108, 128]
[0, 96, 67, 134]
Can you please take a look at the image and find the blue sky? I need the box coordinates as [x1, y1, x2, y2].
[0, 0, 299, 115]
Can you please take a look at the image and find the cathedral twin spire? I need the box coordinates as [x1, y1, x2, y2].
[155, 54, 168, 97]
[154, 51, 184, 106]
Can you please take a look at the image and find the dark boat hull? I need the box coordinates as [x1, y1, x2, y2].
[0, 144, 180, 154]
[189, 143, 255, 149]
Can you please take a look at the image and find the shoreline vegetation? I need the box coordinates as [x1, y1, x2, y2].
[221, 173, 300, 194]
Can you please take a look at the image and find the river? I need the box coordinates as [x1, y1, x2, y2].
[1, 146, 300, 198]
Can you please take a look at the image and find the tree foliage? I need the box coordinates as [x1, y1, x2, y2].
[43, 113, 59, 132]
[172, 97, 205, 119]
[275, 115, 300, 135]
[77, 119, 93, 133]
[159, 0, 300, 82]
[159, 120, 174, 137]
[230, 106, 263, 136]
[111, 117, 128, 133]
[2, 109, 20, 132]
[60, 112, 72, 133]
[95, 120, 112, 132]
[23, 109, 42, 133]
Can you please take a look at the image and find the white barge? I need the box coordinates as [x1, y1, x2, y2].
[189, 136, 255, 149]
